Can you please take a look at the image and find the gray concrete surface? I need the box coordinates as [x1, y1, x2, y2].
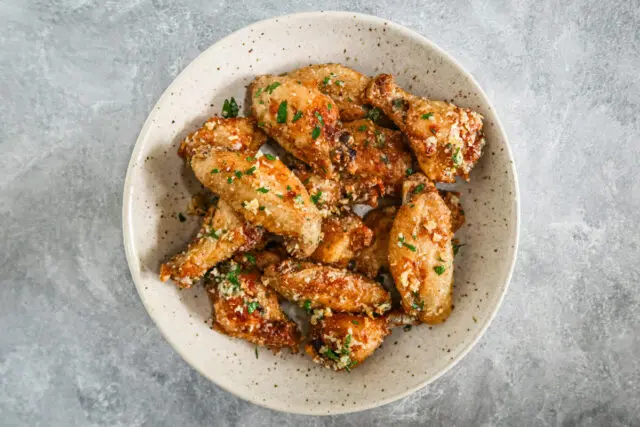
[1, 0, 639, 425]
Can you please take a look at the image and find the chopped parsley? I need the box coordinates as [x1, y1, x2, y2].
[294, 195, 304, 204]
[221, 97, 239, 118]
[345, 359, 358, 372]
[411, 291, 424, 311]
[246, 156, 256, 162]
[314, 111, 324, 125]
[234, 170, 243, 179]
[292, 111, 303, 122]
[323, 348, 340, 361]
[392, 98, 405, 110]
[258, 121, 266, 127]
[327, 103, 332, 110]
[264, 153, 276, 161]
[365, 107, 381, 122]
[254, 87, 262, 98]
[341, 334, 352, 355]
[335, 80, 345, 87]
[405, 168, 413, 177]
[211, 168, 220, 174]
[452, 147, 462, 166]
[346, 96, 354, 102]
[421, 112, 433, 120]
[351, 320, 359, 325]
[430, 126, 438, 135]
[256, 187, 269, 193]
[244, 254, 256, 264]
[208, 228, 222, 239]
[398, 235, 417, 252]
[225, 263, 241, 289]
[245, 166, 256, 175]
[453, 242, 465, 256]
[357, 124, 367, 132]
[433, 265, 446, 275]
[276, 100, 288, 123]
[246, 300, 260, 314]
[321, 76, 330, 86]
[413, 183, 425, 194]
[178, 213, 186, 222]
[259, 206, 266, 211]
[311, 126, 321, 139]
[227, 177, 233, 184]
[265, 82, 281, 94]
[311, 191, 323, 205]
[303, 299, 312, 314]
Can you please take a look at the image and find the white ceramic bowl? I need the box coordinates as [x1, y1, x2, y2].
[122, 11, 519, 415]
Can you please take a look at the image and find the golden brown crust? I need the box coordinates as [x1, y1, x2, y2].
[440, 191, 466, 233]
[262, 260, 392, 316]
[337, 119, 413, 198]
[159, 201, 264, 288]
[179, 117, 266, 160]
[389, 174, 454, 324]
[286, 63, 371, 121]
[310, 213, 374, 268]
[365, 74, 485, 183]
[189, 149, 322, 258]
[305, 313, 389, 371]
[206, 263, 300, 352]
[353, 205, 399, 278]
[250, 75, 340, 178]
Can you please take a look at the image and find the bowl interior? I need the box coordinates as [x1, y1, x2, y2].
[123, 11, 518, 415]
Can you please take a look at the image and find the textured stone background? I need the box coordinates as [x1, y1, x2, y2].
[1, 0, 639, 425]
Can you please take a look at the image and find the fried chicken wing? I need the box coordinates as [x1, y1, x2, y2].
[353, 205, 398, 278]
[365, 74, 485, 183]
[234, 246, 288, 272]
[189, 148, 322, 258]
[160, 201, 264, 288]
[262, 260, 392, 316]
[286, 63, 371, 122]
[179, 116, 266, 160]
[440, 191, 466, 233]
[290, 165, 343, 217]
[337, 119, 413, 197]
[206, 262, 300, 352]
[250, 75, 339, 177]
[310, 213, 374, 268]
[389, 174, 454, 324]
[305, 313, 389, 371]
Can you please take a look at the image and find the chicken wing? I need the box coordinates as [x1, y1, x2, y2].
[233, 246, 287, 272]
[337, 119, 413, 198]
[286, 63, 371, 122]
[250, 75, 339, 178]
[440, 190, 465, 233]
[290, 165, 343, 217]
[179, 116, 266, 160]
[305, 312, 389, 371]
[353, 205, 398, 278]
[189, 148, 322, 258]
[262, 260, 392, 316]
[206, 262, 300, 352]
[310, 213, 374, 268]
[159, 201, 264, 288]
[365, 74, 485, 183]
[389, 174, 454, 324]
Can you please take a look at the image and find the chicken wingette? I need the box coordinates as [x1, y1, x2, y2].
[206, 261, 300, 352]
[262, 260, 392, 316]
[310, 213, 374, 268]
[286, 63, 371, 122]
[389, 174, 454, 324]
[250, 75, 340, 178]
[189, 149, 322, 258]
[365, 74, 485, 183]
[159, 201, 264, 288]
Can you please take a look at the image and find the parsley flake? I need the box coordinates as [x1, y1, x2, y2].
[433, 265, 446, 275]
[178, 213, 186, 222]
[357, 124, 367, 131]
[246, 300, 260, 314]
[292, 111, 303, 122]
[311, 191, 323, 205]
[421, 112, 433, 120]
[264, 154, 276, 161]
[256, 187, 269, 193]
[276, 100, 288, 123]
[221, 97, 239, 118]
[311, 126, 321, 139]
[265, 82, 281, 94]
[303, 299, 312, 314]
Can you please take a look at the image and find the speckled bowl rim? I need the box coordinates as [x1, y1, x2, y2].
[122, 11, 520, 415]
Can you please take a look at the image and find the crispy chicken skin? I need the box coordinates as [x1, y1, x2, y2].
[160, 201, 264, 288]
[353, 205, 398, 279]
[206, 262, 300, 352]
[234, 247, 287, 272]
[306, 313, 389, 371]
[262, 260, 392, 316]
[310, 213, 374, 268]
[179, 117, 266, 160]
[389, 174, 454, 324]
[286, 63, 371, 122]
[338, 119, 413, 197]
[440, 191, 465, 233]
[250, 75, 340, 178]
[290, 166, 343, 217]
[189, 148, 322, 258]
[365, 74, 485, 183]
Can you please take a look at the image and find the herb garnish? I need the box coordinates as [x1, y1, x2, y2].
[276, 101, 288, 123]
[221, 97, 239, 118]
